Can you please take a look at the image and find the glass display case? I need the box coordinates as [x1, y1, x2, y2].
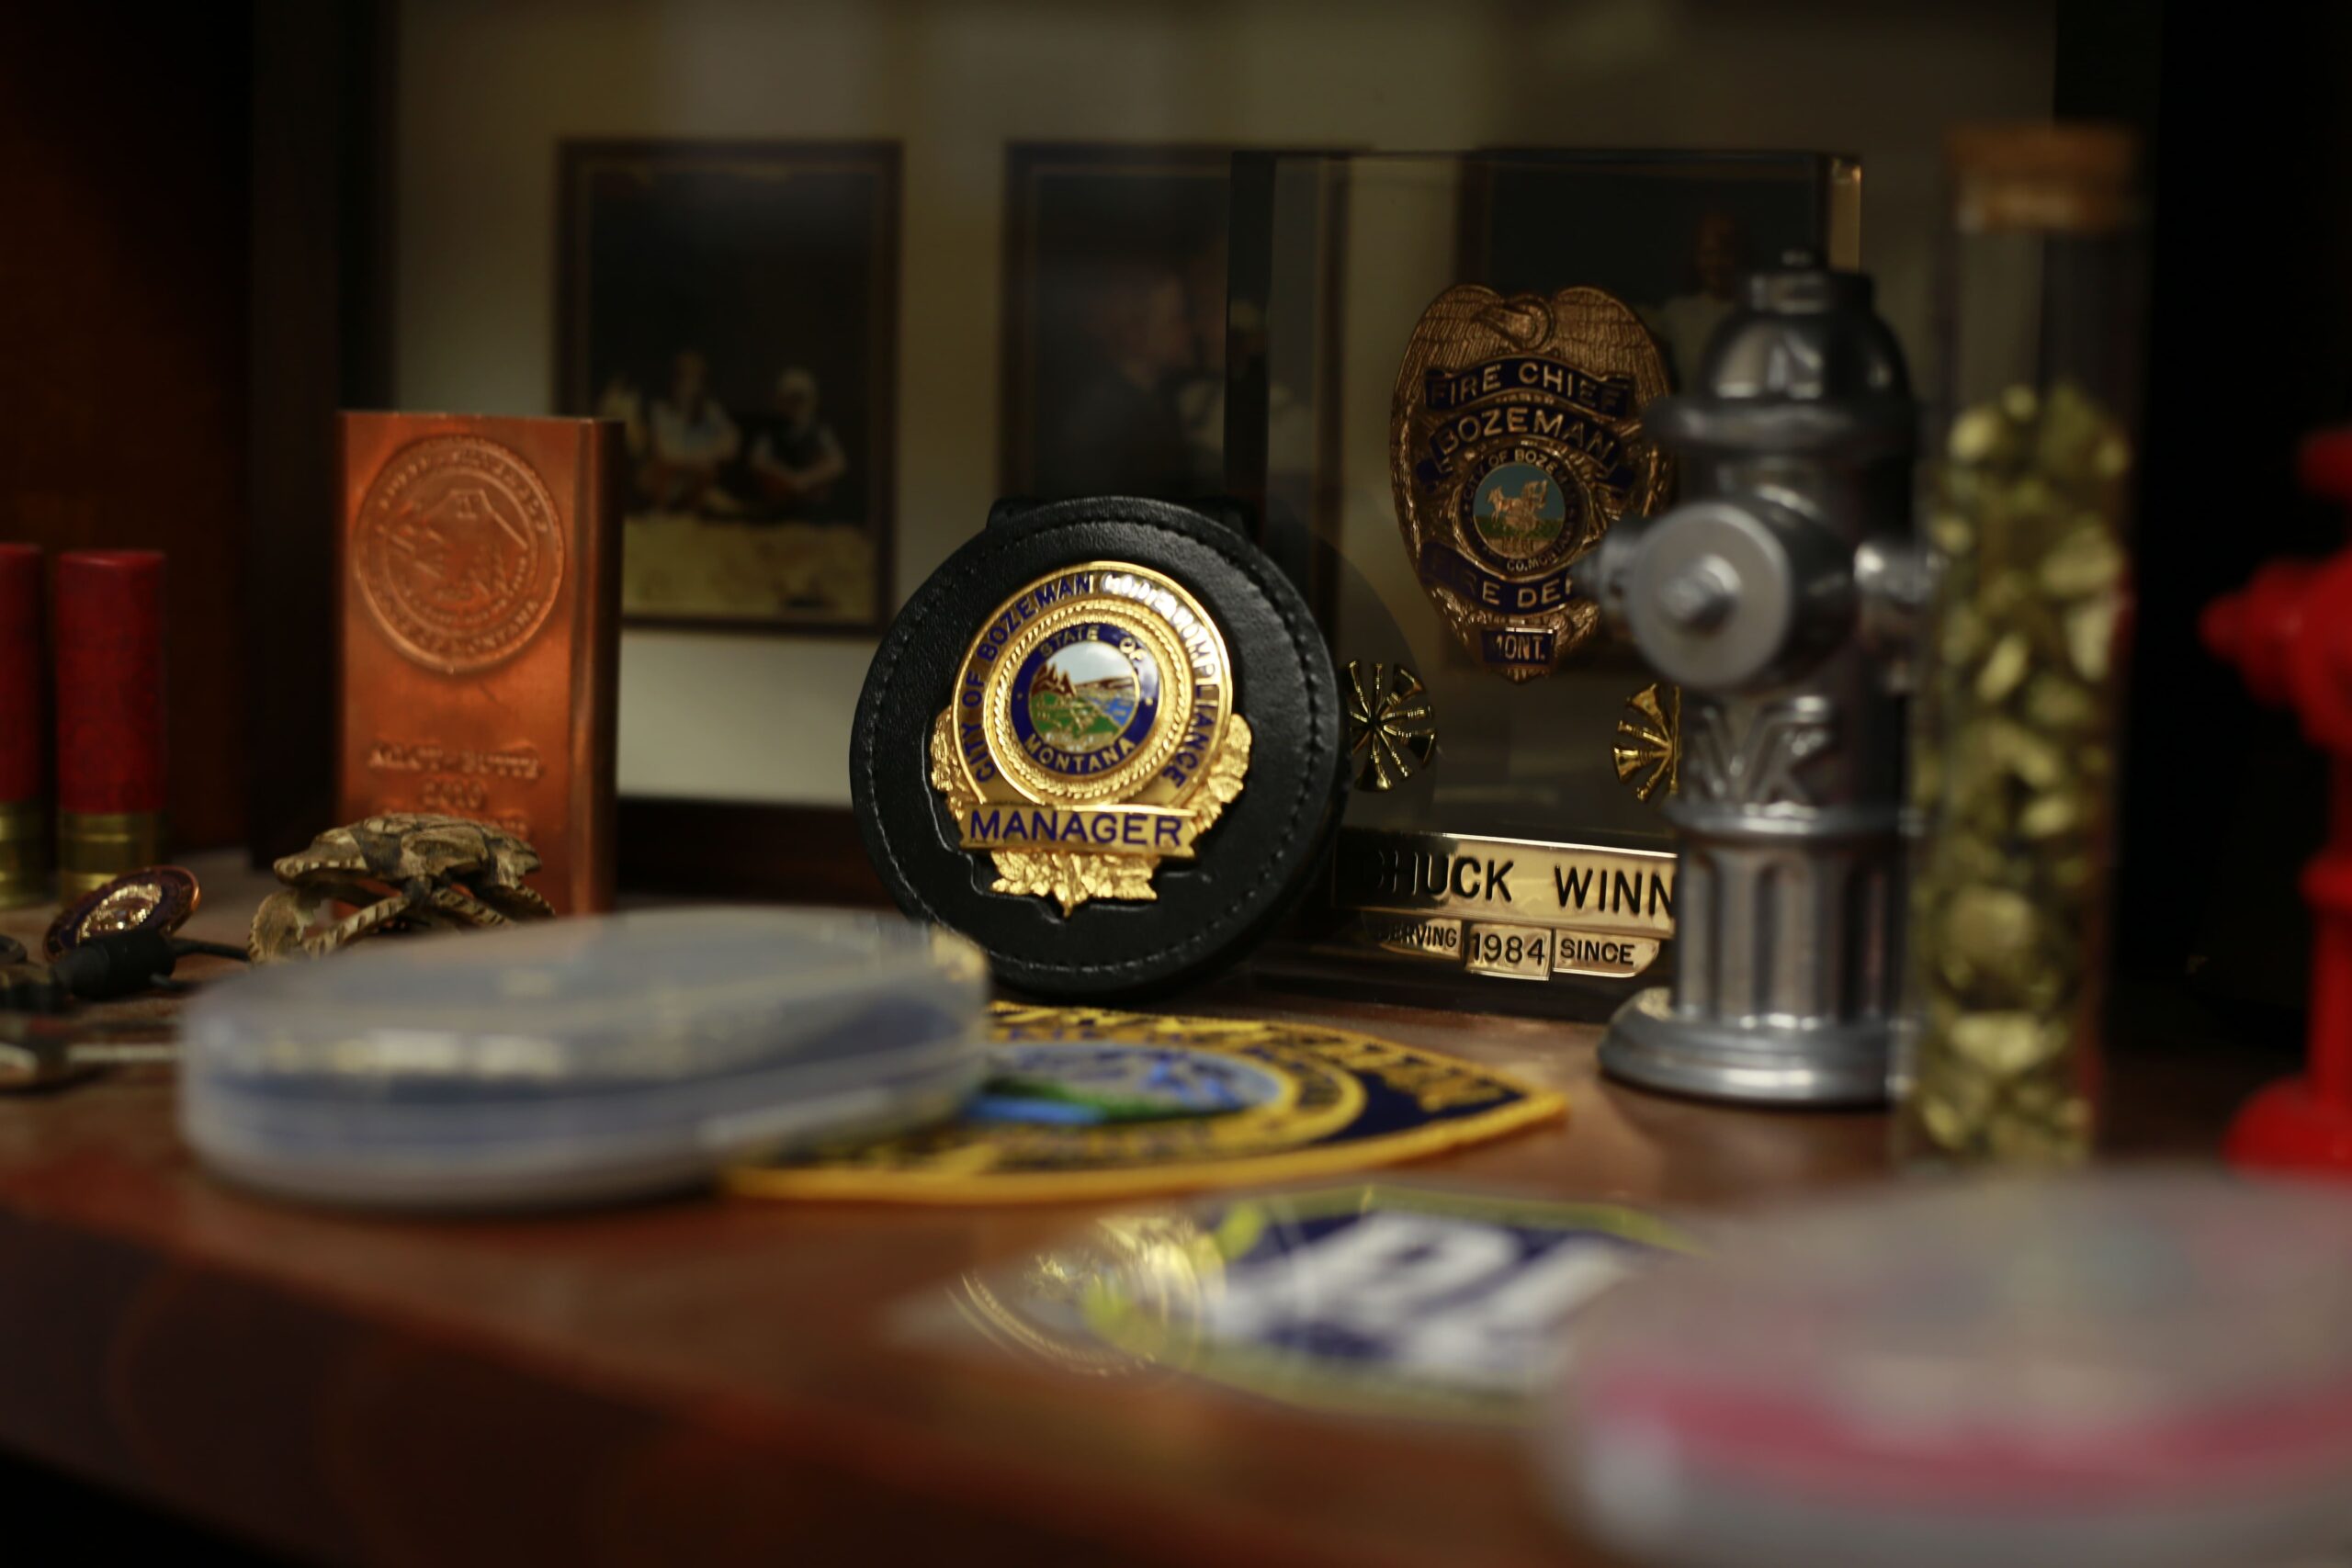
[1227, 151, 1860, 1014]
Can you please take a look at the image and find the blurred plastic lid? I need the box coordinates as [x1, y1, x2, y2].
[1542, 1170, 2352, 1568]
[185, 908, 986, 1085]
[180, 908, 988, 1210]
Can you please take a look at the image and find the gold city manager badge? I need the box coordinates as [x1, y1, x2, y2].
[931, 563, 1250, 915]
[1391, 285, 1671, 682]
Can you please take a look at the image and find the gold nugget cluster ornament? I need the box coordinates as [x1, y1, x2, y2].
[249, 813, 553, 962]
[931, 564, 1250, 916]
[1391, 286, 1671, 682]
[1904, 381, 2131, 1163]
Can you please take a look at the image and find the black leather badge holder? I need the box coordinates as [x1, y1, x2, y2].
[852, 497, 1346, 998]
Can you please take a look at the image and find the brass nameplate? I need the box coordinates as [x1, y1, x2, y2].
[1330, 829, 1673, 982]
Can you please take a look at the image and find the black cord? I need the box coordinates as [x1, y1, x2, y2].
[40, 933, 250, 1004]
[51, 931, 177, 1000]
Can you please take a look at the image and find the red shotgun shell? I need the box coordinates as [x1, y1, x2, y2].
[53, 550, 166, 897]
[0, 543, 46, 907]
[0, 544, 40, 805]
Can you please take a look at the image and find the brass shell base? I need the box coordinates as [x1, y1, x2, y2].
[58, 809, 164, 902]
[0, 799, 51, 910]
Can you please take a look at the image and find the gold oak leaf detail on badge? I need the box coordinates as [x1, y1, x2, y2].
[931, 713, 1254, 916]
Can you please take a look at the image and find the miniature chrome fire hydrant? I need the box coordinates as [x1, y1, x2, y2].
[1589, 253, 1922, 1104]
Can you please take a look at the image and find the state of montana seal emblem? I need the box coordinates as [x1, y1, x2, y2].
[1391, 285, 1671, 682]
[931, 563, 1250, 915]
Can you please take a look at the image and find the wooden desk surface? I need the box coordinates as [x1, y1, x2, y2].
[0, 858, 2263, 1567]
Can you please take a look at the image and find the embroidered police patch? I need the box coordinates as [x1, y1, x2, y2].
[727, 1005, 1565, 1202]
[938, 1182, 1692, 1419]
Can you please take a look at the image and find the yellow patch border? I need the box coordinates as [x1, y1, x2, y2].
[725, 1006, 1566, 1205]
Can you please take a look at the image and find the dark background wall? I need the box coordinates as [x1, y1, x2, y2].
[245, 0, 396, 863]
[2086, 0, 2352, 1011]
[0, 1, 391, 865]
[0, 6, 253, 851]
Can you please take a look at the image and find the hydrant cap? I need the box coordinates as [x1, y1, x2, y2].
[1699, 259, 1911, 404]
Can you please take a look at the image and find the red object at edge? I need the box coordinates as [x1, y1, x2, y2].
[2203, 427, 2352, 1175]
[0, 544, 40, 804]
[52, 549, 165, 815]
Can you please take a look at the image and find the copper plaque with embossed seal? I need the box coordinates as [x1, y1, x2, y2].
[354, 435, 567, 674]
[338, 412, 624, 914]
[1390, 285, 1671, 682]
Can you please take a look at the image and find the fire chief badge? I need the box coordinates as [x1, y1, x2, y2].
[1391, 286, 1671, 682]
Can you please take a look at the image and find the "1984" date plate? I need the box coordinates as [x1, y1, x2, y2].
[1337, 829, 1673, 984]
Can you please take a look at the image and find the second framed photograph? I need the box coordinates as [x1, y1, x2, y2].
[1000, 143, 1237, 502]
[558, 139, 900, 635]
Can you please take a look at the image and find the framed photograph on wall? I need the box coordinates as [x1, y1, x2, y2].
[557, 139, 900, 635]
[1000, 143, 1236, 502]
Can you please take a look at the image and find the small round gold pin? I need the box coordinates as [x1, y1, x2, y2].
[44, 865, 202, 961]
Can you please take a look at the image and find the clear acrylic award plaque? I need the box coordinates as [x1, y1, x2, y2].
[1227, 150, 1860, 1015]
